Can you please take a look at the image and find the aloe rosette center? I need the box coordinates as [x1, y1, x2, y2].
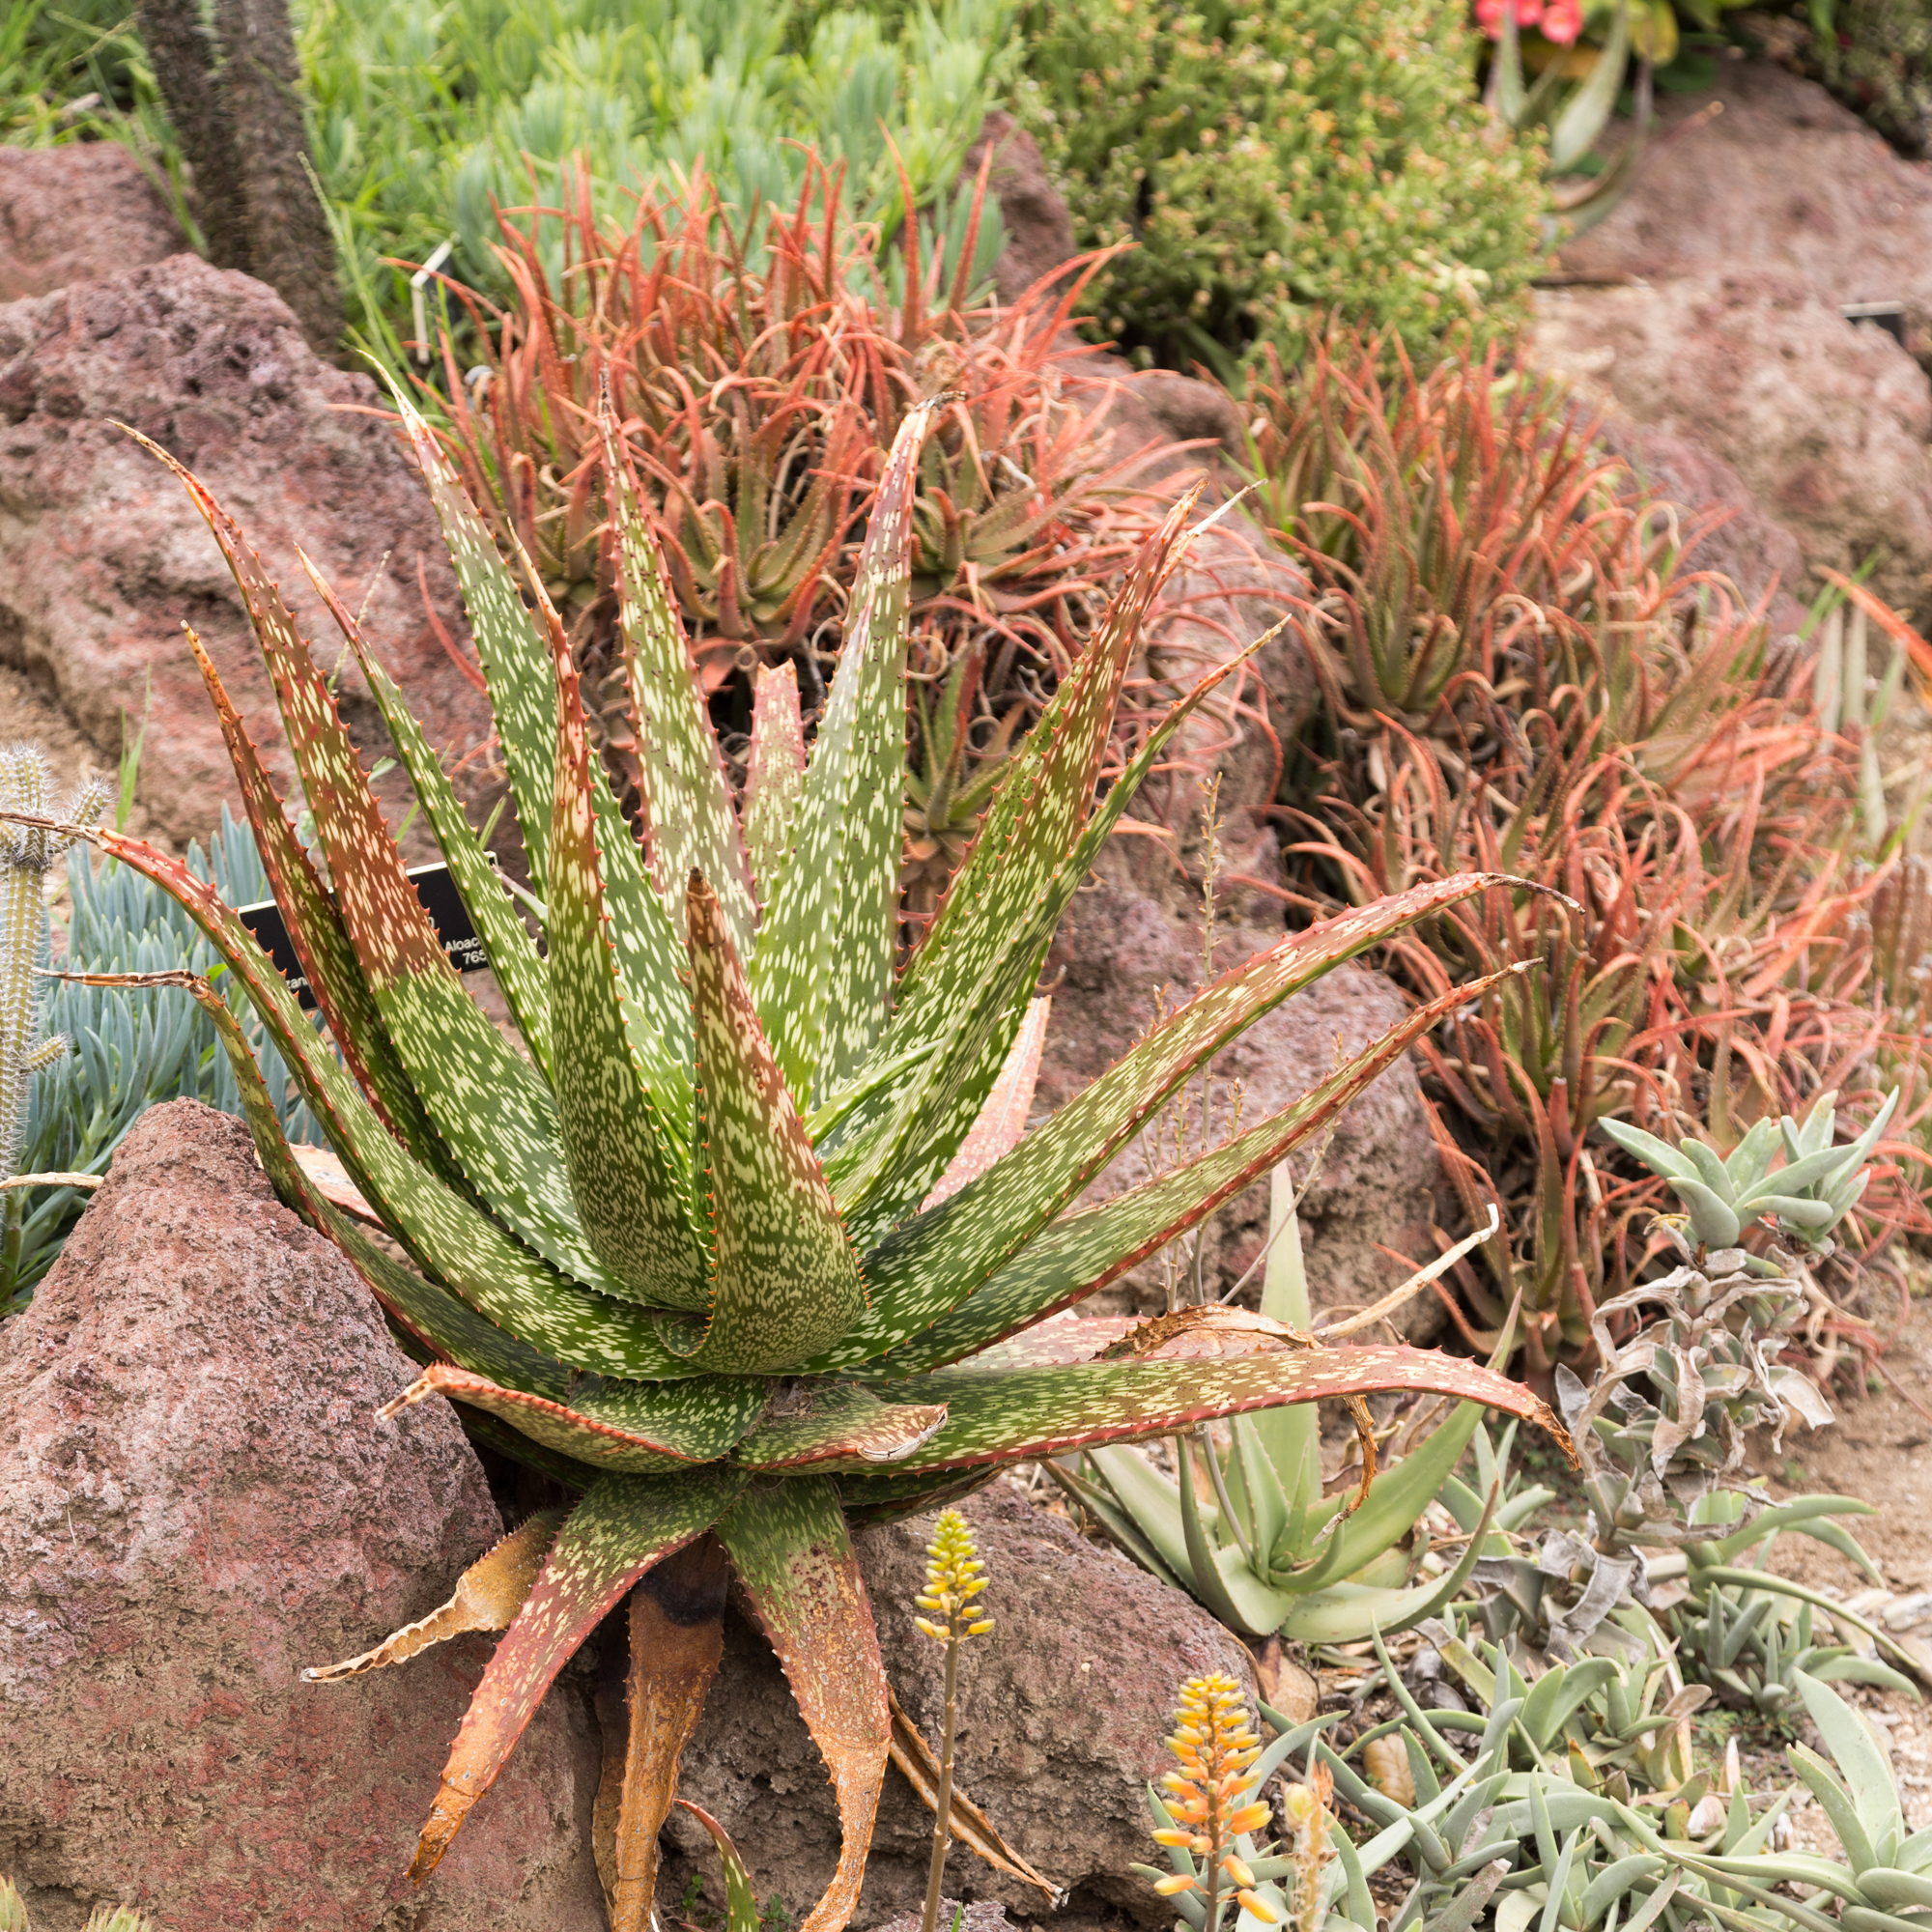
[46, 394, 1570, 1930]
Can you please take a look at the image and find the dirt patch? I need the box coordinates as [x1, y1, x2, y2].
[0, 658, 173, 853]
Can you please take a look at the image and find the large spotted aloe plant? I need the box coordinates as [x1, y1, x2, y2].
[41, 399, 1564, 1926]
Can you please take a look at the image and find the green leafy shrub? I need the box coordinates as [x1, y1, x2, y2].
[1814, 0, 1932, 156]
[1012, 0, 1548, 376]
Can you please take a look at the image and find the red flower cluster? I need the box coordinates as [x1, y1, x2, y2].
[1475, 0, 1582, 43]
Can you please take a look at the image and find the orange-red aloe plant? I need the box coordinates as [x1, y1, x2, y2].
[423, 157, 1157, 894]
[1256, 334, 1929, 1372]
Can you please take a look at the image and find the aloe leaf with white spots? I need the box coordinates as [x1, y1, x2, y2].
[25, 412, 1572, 1918]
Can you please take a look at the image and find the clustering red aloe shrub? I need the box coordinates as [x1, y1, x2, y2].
[419, 160, 1161, 925]
[1253, 334, 1929, 1377]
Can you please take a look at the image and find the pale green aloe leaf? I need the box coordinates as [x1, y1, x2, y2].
[1254, 1167, 1323, 1515]
[1229, 1412, 1288, 1570]
[603, 408, 756, 957]
[1795, 1671, 1905, 1860]
[234, 541, 623, 1299]
[830, 953, 1518, 1374]
[717, 1478, 891, 1932]
[134, 440, 445, 1172]
[545, 607, 713, 1312]
[681, 872, 867, 1374]
[298, 548, 554, 1081]
[864, 1347, 1561, 1475]
[1276, 1481, 1499, 1642]
[69, 837, 700, 1379]
[1784, 1745, 1878, 1873]
[1094, 1396, 1492, 1634]
[728, 1382, 949, 1470]
[1179, 1432, 1278, 1635]
[390, 384, 557, 897]
[742, 661, 807, 910]
[1318, 1398, 1487, 1580]
[825, 612, 1266, 1245]
[1087, 1441, 1200, 1583]
[1550, 0, 1630, 171]
[1057, 1458, 1189, 1590]
[750, 401, 942, 1101]
[408, 1466, 744, 1879]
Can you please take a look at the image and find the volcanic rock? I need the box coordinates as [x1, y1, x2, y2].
[0, 1100, 602, 1931]
[0, 254, 495, 853]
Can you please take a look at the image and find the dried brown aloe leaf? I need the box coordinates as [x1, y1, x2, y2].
[302, 1509, 566, 1683]
[886, 1687, 1063, 1903]
[595, 1535, 730, 1932]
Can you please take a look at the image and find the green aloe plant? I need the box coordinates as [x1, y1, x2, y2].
[23, 399, 1571, 1927]
[1059, 1168, 1519, 1644]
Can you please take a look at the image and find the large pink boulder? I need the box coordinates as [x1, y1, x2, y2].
[0, 1100, 604, 1930]
[1535, 59, 1932, 622]
[0, 145, 185, 303]
[0, 255, 494, 852]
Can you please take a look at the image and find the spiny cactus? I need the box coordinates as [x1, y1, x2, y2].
[0, 747, 105, 1179]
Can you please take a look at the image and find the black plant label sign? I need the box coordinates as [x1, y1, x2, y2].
[238, 865, 487, 1010]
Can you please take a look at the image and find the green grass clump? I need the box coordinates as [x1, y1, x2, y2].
[1012, 0, 1548, 377]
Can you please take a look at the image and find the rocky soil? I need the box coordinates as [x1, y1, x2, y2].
[1536, 54, 1932, 629]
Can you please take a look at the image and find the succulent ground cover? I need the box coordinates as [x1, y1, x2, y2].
[4, 0, 1010, 356]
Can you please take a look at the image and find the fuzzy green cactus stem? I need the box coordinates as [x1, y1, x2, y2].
[0, 749, 104, 1284]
